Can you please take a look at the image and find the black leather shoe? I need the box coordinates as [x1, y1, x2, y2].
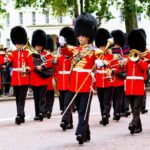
[100, 115, 109, 126]
[34, 116, 40, 121]
[60, 121, 67, 131]
[141, 109, 148, 114]
[76, 135, 84, 145]
[128, 124, 135, 134]
[46, 111, 51, 119]
[113, 113, 120, 121]
[15, 116, 22, 125]
[66, 123, 73, 129]
[39, 113, 44, 121]
[20, 117, 25, 123]
[134, 127, 142, 133]
[124, 111, 131, 117]
[84, 135, 91, 142]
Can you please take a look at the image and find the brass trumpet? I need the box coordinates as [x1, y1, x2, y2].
[129, 49, 140, 62]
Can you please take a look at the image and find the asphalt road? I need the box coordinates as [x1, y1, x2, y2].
[0, 94, 150, 150]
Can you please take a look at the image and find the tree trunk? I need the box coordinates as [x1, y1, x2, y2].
[73, 0, 79, 18]
[123, 0, 138, 33]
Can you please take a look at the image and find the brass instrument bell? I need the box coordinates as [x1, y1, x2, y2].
[129, 49, 140, 62]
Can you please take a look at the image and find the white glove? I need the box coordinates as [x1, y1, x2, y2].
[58, 36, 66, 47]
[103, 60, 110, 66]
[95, 59, 104, 68]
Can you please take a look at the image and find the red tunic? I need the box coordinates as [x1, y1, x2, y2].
[30, 50, 53, 86]
[125, 59, 148, 95]
[8, 49, 31, 86]
[61, 45, 96, 92]
[57, 55, 72, 91]
[95, 53, 114, 88]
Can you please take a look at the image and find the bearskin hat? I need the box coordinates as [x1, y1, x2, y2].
[45, 35, 54, 52]
[95, 28, 111, 48]
[127, 29, 146, 52]
[10, 26, 27, 45]
[60, 27, 77, 46]
[111, 30, 125, 47]
[31, 29, 47, 48]
[74, 13, 98, 43]
[139, 28, 147, 39]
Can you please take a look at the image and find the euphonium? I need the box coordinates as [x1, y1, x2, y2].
[129, 49, 140, 62]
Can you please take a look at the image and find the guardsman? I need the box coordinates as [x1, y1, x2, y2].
[8, 26, 31, 125]
[58, 27, 77, 130]
[125, 29, 148, 134]
[59, 13, 97, 144]
[139, 28, 148, 114]
[44, 35, 55, 119]
[94, 28, 115, 126]
[111, 29, 126, 121]
[121, 46, 131, 117]
[30, 29, 52, 121]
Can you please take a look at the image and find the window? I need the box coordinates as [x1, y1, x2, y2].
[119, 9, 124, 22]
[6, 39, 10, 48]
[19, 12, 23, 25]
[6, 13, 10, 27]
[45, 11, 49, 24]
[137, 13, 141, 21]
[32, 12, 36, 25]
[58, 16, 63, 23]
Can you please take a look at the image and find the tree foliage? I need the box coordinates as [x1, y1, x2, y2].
[14, 0, 150, 31]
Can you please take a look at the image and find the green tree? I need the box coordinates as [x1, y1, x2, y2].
[14, 0, 150, 32]
[0, 1, 7, 29]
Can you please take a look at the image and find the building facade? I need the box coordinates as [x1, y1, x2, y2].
[0, 0, 150, 49]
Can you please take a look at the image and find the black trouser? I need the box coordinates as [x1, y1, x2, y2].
[32, 85, 47, 116]
[45, 90, 54, 113]
[13, 85, 28, 117]
[127, 95, 143, 128]
[59, 90, 68, 112]
[1, 70, 11, 94]
[141, 91, 147, 110]
[61, 91, 74, 125]
[121, 92, 130, 113]
[97, 87, 113, 118]
[75, 92, 93, 138]
[113, 86, 124, 115]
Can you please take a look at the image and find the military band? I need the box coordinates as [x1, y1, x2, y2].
[0, 12, 150, 145]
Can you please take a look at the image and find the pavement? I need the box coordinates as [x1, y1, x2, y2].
[0, 87, 150, 101]
[0, 94, 150, 150]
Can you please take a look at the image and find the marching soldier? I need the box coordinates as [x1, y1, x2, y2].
[58, 27, 77, 115]
[94, 28, 115, 126]
[139, 28, 148, 114]
[8, 26, 31, 125]
[44, 35, 55, 119]
[111, 29, 126, 121]
[58, 26, 77, 130]
[125, 29, 148, 134]
[59, 13, 98, 144]
[30, 29, 53, 121]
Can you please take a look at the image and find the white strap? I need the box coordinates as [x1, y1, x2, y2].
[96, 70, 106, 74]
[59, 71, 70, 74]
[73, 68, 91, 73]
[12, 68, 22, 71]
[126, 76, 144, 80]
